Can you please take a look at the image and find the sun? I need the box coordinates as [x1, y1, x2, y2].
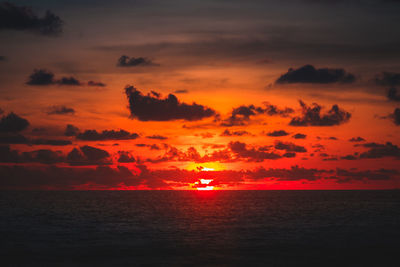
[192, 167, 216, 190]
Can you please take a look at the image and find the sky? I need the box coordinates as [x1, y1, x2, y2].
[0, 0, 400, 190]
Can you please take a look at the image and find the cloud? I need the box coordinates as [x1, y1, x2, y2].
[0, 133, 70, 146]
[359, 142, 400, 158]
[67, 145, 111, 166]
[267, 130, 289, 137]
[221, 103, 294, 127]
[0, 2, 63, 36]
[276, 65, 355, 84]
[76, 129, 139, 141]
[174, 89, 188, 94]
[46, 105, 75, 115]
[117, 55, 157, 67]
[87, 80, 106, 87]
[125, 85, 216, 121]
[0, 56, 5, 61]
[375, 72, 400, 86]
[26, 69, 54, 85]
[292, 133, 307, 139]
[57, 76, 82, 86]
[247, 165, 325, 181]
[0, 165, 142, 190]
[220, 129, 251, 136]
[333, 168, 398, 183]
[0, 145, 64, 164]
[0, 113, 29, 133]
[349, 136, 365, 142]
[289, 100, 351, 126]
[117, 151, 136, 163]
[27, 69, 105, 87]
[229, 141, 282, 161]
[274, 141, 307, 152]
[64, 124, 79, 136]
[146, 135, 168, 140]
[387, 87, 400, 101]
[393, 108, 400, 125]
[30, 139, 71, 146]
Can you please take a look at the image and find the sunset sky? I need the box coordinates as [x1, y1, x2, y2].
[1, 0, 400, 190]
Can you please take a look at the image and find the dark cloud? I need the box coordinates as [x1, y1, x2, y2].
[87, 80, 106, 87]
[247, 165, 326, 181]
[0, 2, 63, 36]
[67, 145, 110, 166]
[387, 87, 400, 101]
[0, 133, 28, 144]
[174, 89, 188, 94]
[56, 76, 82, 86]
[0, 165, 142, 190]
[0, 113, 29, 133]
[117, 151, 136, 163]
[221, 103, 294, 127]
[46, 105, 75, 115]
[0, 56, 5, 61]
[349, 136, 365, 142]
[146, 135, 168, 140]
[135, 143, 161, 150]
[289, 100, 351, 126]
[220, 129, 251, 136]
[274, 141, 307, 152]
[117, 55, 156, 67]
[359, 142, 400, 159]
[26, 69, 54, 85]
[393, 108, 400, 125]
[333, 168, 398, 183]
[292, 133, 307, 139]
[375, 72, 400, 86]
[276, 65, 355, 84]
[76, 129, 139, 141]
[0, 133, 70, 146]
[341, 155, 358, 160]
[125, 85, 216, 121]
[64, 124, 79, 137]
[229, 141, 282, 161]
[0, 145, 64, 164]
[27, 69, 101, 87]
[267, 130, 289, 137]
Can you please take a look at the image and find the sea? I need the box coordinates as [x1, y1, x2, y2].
[1, 190, 399, 266]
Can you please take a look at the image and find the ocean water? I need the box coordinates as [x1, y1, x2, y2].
[1, 190, 399, 266]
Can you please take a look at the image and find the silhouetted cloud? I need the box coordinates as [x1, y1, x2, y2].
[375, 72, 400, 86]
[0, 113, 29, 132]
[57, 76, 81, 86]
[387, 87, 400, 101]
[125, 85, 216, 121]
[274, 141, 307, 152]
[0, 133, 28, 144]
[87, 80, 106, 87]
[67, 145, 111, 166]
[289, 100, 351, 126]
[26, 69, 54, 85]
[76, 129, 139, 141]
[0, 2, 63, 36]
[118, 151, 136, 163]
[220, 129, 251, 136]
[0, 56, 5, 61]
[247, 165, 325, 181]
[146, 135, 168, 140]
[267, 130, 289, 137]
[292, 133, 307, 139]
[276, 65, 355, 84]
[46, 105, 75, 115]
[333, 168, 398, 183]
[117, 55, 156, 67]
[394, 108, 400, 125]
[174, 89, 188, 94]
[341, 155, 358, 160]
[30, 139, 71, 146]
[27, 69, 104, 87]
[349, 136, 365, 142]
[64, 124, 79, 136]
[359, 142, 400, 158]
[222, 103, 293, 126]
[229, 141, 282, 161]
